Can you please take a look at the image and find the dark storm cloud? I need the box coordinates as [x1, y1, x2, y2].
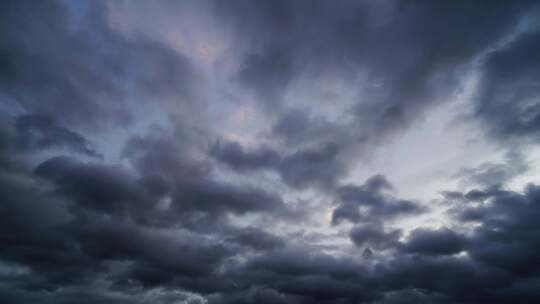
[2, 1, 540, 303]
[35, 156, 148, 216]
[400, 228, 468, 256]
[0, 112, 99, 172]
[208, 206, 540, 304]
[215, 0, 536, 141]
[122, 134, 210, 181]
[0, 0, 196, 129]
[349, 224, 401, 251]
[235, 247, 379, 303]
[464, 189, 492, 202]
[120, 134, 291, 228]
[238, 48, 293, 110]
[474, 28, 540, 143]
[245, 247, 364, 279]
[4, 139, 540, 303]
[0, 151, 233, 300]
[373, 289, 450, 304]
[0, 286, 196, 304]
[206, 287, 295, 304]
[0, 109, 292, 301]
[14, 114, 101, 157]
[209, 140, 280, 171]
[32, 153, 288, 231]
[171, 178, 288, 226]
[332, 175, 423, 225]
[225, 226, 284, 251]
[451, 184, 540, 276]
[0, 158, 233, 282]
[210, 140, 345, 190]
[279, 142, 345, 190]
[271, 109, 344, 147]
[74, 219, 230, 280]
[456, 150, 529, 187]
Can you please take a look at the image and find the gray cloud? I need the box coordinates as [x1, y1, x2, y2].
[456, 150, 529, 187]
[209, 140, 280, 171]
[210, 140, 346, 190]
[332, 175, 423, 225]
[474, 28, 540, 143]
[0, 0, 197, 130]
[349, 224, 401, 251]
[215, 0, 536, 142]
[400, 228, 468, 256]
[14, 114, 101, 157]
[1, 1, 540, 303]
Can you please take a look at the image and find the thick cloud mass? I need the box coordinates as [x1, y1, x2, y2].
[2, 1, 540, 303]
[400, 228, 467, 256]
[332, 175, 423, 225]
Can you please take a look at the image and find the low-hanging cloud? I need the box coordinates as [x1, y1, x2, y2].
[2, 1, 540, 303]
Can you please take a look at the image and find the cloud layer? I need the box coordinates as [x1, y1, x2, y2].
[2, 1, 540, 303]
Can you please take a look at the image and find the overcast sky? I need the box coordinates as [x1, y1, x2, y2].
[2, 1, 540, 303]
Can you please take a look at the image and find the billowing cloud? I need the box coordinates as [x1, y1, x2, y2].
[332, 175, 423, 225]
[210, 140, 346, 190]
[2, 1, 540, 303]
[400, 228, 467, 256]
[474, 29, 540, 143]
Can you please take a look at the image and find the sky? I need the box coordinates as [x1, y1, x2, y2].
[1, 1, 540, 303]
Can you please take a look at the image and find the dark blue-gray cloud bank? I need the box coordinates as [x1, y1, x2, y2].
[2, 1, 540, 303]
